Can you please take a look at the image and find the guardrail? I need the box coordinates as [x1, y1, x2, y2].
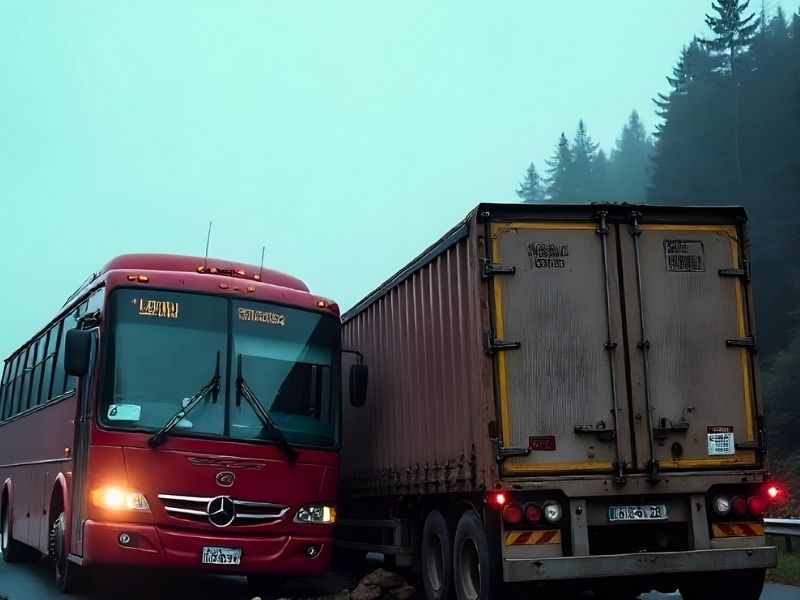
[764, 518, 800, 537]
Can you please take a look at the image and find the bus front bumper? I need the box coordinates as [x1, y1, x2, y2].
[79, 520, 332, 575]
[503, 546, 777, 583]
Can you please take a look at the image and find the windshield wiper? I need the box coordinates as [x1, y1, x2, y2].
[148, 352, 221, 448]
[236, 354, 299, 463]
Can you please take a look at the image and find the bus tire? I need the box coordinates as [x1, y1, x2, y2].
[453, 510, 502, 600]
[421, 509, 454, 600]
[680, 568, 765, 600]
[1, 500, 39, 563]
[49, 512, 83, 593]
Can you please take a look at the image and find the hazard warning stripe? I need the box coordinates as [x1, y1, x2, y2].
[505, 530, 562, 546]
[711, 522, 765, 538]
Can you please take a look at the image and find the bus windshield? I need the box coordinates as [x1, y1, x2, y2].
[99, 289, 340, 448]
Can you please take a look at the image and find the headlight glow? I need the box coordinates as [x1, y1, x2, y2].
[91, 486, 150, 512]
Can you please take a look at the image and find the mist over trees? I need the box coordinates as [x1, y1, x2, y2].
[515, 0, 800, 465]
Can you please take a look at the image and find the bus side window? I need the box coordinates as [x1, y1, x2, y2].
[0, 359, 10, 421]
[41, 322, 61, 403]
[10, 348, 28, 417]
[20, 338, 40, 412]
[3, 356, 20, 419]
[52, 319, 68, 399]
[28, 334, 49, 409]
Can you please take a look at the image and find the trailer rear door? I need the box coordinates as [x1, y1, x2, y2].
[488, 211, 760, 477]
[619, 220, 758, 470]
[488, 220, 631, 475]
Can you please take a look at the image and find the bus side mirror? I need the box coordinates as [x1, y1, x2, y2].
[349, 364, 368, 408]
[65, 329, 92, 377]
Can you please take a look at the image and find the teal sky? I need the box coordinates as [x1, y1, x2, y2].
[1, 1, 798, 357]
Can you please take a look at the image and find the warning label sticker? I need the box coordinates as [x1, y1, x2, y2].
[707, 426, 735, 455]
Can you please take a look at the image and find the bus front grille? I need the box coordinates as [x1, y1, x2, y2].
[157, 493, 289, 526]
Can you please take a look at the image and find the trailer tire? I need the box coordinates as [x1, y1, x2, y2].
[679, 568, 765, 600]
[422, 509, 455, 600]
[1, 499, 39, 563]
[453, 510, 502, 600]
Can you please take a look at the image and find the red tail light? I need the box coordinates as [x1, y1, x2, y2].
[524, 503, 542, 524]
[486, 491, 508, 510]
[747, 496, 766, 517]
[502, 503, 523, 525]
[731, 496, 747, 517]
[767, 485, 782, 501]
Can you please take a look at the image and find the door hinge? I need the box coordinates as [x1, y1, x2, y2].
[726, 335, 756, 349]
[495, 443, 531, 461]
[484, 332, 521, 354]
[481, 259, 516, 279]
[719, 263, 750, 282]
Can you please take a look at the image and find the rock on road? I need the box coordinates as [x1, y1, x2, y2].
[1, 557, 798, 600]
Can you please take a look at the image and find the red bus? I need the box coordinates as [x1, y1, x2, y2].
[0, 254, 347, 593]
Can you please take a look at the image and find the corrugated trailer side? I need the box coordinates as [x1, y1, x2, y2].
[340, 218, 495, 497]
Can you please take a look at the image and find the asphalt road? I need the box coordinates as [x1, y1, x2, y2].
[1, 557, 799, 600]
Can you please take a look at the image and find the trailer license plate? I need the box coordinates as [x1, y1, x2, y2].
[608, 505, 668, 522]
[202, 546, 242, 565]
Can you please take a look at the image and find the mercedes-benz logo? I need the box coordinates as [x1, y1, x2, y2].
[207, 496, 236, 528]
[216, 471, 235, 487]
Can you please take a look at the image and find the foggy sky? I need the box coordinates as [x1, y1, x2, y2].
[1, 1, 798, 358]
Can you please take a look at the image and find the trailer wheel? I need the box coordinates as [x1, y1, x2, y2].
[421, 509, 455, 600]
[680, 568, 765, 600]
[49, 512, 83, 593]
[453, 510, 502, 600]
[1, 500, 39, 563]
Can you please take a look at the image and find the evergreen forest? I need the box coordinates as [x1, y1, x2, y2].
[515, 1, 800, 495]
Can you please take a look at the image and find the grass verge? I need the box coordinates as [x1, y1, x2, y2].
[768, 549, 800, 586]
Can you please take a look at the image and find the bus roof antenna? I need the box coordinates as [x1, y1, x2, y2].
[258, 245, 265, 280]
[204, 220, 213, 270]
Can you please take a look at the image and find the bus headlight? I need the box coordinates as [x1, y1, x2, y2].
[294, 504, 336, 524]
[91, 486, 150, 512]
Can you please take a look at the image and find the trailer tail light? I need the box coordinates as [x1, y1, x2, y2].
[502, 503, 523, 525]
[747, 496, 766, 518]
[712, 494, 732, 516]
[731, 496, 747, 517]
[543, 501, 563, 524]
[524, 503, 542, 524]
[767, 484, 782, 501]
[485, 491, 508, 510]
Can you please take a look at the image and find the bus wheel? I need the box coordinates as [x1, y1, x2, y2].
[49, 512, 83, 593]
[680, 569, 765, 600]
[421, 509, 454, 600]
[453, 510, 502, 600]
[1, 502, 39, 563]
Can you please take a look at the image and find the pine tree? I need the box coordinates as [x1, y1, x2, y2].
[609, 111, 652, 202]
[699, 0, 761, 74]
[516, 162, 545, 203]
[545, 133, 573, 203]
[570, 120, 599, 202]
[591, 149, 612, 202]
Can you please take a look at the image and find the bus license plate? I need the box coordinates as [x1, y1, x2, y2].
[202, 546, 242, 565]
[608, 504, 668, 522]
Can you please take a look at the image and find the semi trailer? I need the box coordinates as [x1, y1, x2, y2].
[336, 203, 777, 599]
